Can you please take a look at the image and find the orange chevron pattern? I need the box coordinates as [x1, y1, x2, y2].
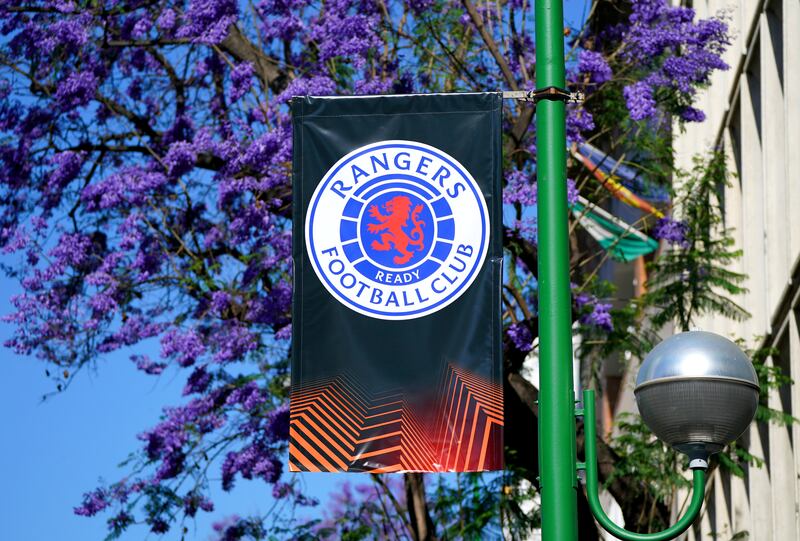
[432, 364, 503, 471]
[289, 366, 502, 472]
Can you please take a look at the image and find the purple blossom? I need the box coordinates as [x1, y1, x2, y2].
[138, 393, 228, 482]
[131, 16, 152, 39]
[272, 482, 291, 499]
[88, 289, 118, 314]
[566, 178, 580, 206]
[567, 107, 595, 142]
[619, 0, 729, 121]
[49, 0, 76, 13]
[160, 328, 206, 367]
[406, 0, 434, 15]
[163, 141, 196, 177]
[276, 75, 336, 103]
[74, 489, 110, 516]
[183, 365, 212, 395]
[44, 151, 84, 206]
[274, 323, 291, 341]
[132, 354, 166, 375]
[513, 217, 538, 242]
[41, 17, 90, 54]
[679, 106, 706, 122]
[503, 170, 536, 205]
[623, 81, 657, 121]
[354, 77, 393, 95]
[155, 450, 186, 480]
[50, 233, 92, 268]
[506, 322, 533, 353]
[267, 404, 290, 441]
[203, 226, 224, 248]
[221, 443, 281, 491]
[97, 317, 164, 352]
[245, 283, 290, 325]
[307, 0, 382, 67]
[211, 323, 257, 363]
[264, 15, 304, 40]
[578, 50, 612, 84]
[1, 226, 29, 254]
[653, 216, 689, 246]
[176, 0, 239, 43]
[230, 63, 255, 101]
[574, 291, 592, 309]
[630, 0, 668, 25]
[82, 167, 169, 210]
[156, 9, 177, 31]
[580, 301, 614, 332]
[55, 71, 98, 110]
[183, 492, 214, 517]
[210, 291, 231, 314]
[226, 381, 266, 411]
[117, 212, 144, 251]
[259, 0, 306, 40]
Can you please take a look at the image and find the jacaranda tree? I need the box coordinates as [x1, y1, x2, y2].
[1, 0, 749, 538]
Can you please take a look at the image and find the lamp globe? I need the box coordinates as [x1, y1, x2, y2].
[634, 331, 759, 465]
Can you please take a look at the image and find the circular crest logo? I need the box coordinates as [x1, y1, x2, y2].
[305, 140, 490, 320]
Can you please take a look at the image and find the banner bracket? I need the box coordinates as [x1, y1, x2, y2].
[503, 87, 584, 104]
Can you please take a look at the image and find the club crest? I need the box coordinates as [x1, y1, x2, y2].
[305, 140, 490, 320]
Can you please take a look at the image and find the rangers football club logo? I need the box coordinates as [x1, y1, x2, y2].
[305, 140, 490, 320]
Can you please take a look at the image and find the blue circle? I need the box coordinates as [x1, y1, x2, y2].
[359, 191, 435, 270]
[308, 142, 488, 318]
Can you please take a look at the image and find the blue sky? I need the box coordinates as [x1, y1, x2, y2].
[0, 3, 591, 539]
[0, 274, 347, 540]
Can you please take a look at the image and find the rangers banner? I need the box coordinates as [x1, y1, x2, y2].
[291, 93, 503, 473]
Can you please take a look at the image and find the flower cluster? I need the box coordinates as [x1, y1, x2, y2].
[578, 50, 613, 84]
[506, 322, 533, 353]
[653, 215, 690, 247]
[621, 0, 729, 122]
[575, 291, 614, 332]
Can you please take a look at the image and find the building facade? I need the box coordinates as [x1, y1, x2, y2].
[670, 0, 800, 538]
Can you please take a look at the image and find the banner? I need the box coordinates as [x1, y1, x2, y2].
[291, 93, 503, 473]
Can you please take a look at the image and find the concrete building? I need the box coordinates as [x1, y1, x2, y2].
[670, 0, 800, 538]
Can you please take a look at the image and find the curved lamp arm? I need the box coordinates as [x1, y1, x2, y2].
[581, 389, 706, 541]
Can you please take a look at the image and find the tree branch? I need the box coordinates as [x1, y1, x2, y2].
[95, 94, 160, 141]
[461, 0, 519, 91]
[404, 473, 437, 541]
[220, 25, 287, 93]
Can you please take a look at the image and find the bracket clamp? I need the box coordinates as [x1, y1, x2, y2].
[503, 86, 584, 104]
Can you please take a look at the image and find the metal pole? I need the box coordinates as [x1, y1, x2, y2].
[581, 390, 707, 541]
[534, 0, 578, 538]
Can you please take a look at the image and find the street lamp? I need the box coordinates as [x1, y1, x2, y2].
[531, 0, 758, 536]
[580, 331, 760, 540]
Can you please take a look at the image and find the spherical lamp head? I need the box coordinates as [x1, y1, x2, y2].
[634, 331, 759, 462]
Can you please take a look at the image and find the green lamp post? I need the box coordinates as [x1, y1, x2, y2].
[533, 0, 578, 537]
[531, 0, 761, 538]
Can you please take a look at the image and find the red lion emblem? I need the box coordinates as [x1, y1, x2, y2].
[366, 195, 426, 265]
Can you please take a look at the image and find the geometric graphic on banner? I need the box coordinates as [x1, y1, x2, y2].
[305, 140, 490, 321]
[434, 364, 504, 471]
[289, 365, 503, 472]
